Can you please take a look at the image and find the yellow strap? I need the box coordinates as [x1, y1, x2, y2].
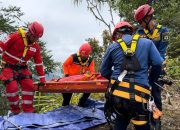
[117, 39, 127, 53]
[18, 28, 28, 59]
[131, 119, 147, 125]
[37, 91, 41, 111]
[110, 80, 150, 95]
[119, 41, 127, 53]
[144, 24, 162, 39]
[117, 34, 140, 54]
[77, 52, 89, 66]
[77, 52, 90, 74]
[112, 90, 148, 103]
[131, 34, 140, 52]
[110, 80, 150, 103]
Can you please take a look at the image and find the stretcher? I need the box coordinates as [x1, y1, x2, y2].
[34, 74, 109, 93]
[34, 80, 108, 93]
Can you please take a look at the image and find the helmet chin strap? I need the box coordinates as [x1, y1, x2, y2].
[143, 16, 152, 30]
[26, 32, 33, 45]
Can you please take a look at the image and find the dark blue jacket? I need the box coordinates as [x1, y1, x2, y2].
[100, 35, 163, 86]
[137, 25, 169, 59]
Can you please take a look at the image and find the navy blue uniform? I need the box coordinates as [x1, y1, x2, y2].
[138, 25, 169, 110]
[101, 34, 163, 86]
[101, 34, 163, 130]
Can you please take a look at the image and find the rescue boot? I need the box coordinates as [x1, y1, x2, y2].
[62, 93, 72, 106]
[78, 93, 90, 107]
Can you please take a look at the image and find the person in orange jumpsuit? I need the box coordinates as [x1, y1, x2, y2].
[0, 21, 45, 115]
[62, 43, 95, 107]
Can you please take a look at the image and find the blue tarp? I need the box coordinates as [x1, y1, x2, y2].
[0, 100, 106, 130]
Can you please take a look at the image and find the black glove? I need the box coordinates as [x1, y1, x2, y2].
[149, 65, 162, 84]
[65, 74, 69, 77]
[38, 82, 45, 87]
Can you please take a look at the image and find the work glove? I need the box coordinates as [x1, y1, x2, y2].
[38, 82, 45, 87]
[65, 74, 69, 77]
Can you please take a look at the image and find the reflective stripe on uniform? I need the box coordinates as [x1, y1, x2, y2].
[111, 80, 150, 103]
[6, 92, 18, 97]
[22, 100, 33, 104]
[0, 47, 3, 52]
[9, 100, 19, 105]
[131, 119, 147, 125]
[35, 63, 43, 66]
[22, 91, 34, 95]
[4, 51, 26, 62]
[39, 76, 45, 79]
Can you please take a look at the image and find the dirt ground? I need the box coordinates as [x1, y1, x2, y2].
[88, 80, 180, 130]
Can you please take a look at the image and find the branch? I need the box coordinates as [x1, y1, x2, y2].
[108, 1, 115, 27]
[87, 0, 112, 35]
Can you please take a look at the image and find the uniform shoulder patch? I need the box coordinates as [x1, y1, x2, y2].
[162, 32, 170, 42]
[29, 47, 36, 52]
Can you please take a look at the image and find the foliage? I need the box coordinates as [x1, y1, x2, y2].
[167, 58, 180, 79]
[86, 38, 103, 71]
[29, 41, 58, 77]
[34, 93, 105, 113]
[113, 0, 180, 58]
[74, 0, 117, 35]
[0, 3, 57, 75]
[0, 3, 24, 33]
[74, 0, 180, 78]
[0, 82, 9, 115]
[102, 29, 112, 51]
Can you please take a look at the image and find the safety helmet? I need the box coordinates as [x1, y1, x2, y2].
[134, 4, 154, 21]
[79, 43, 92, 58]
[112, 21, 133, 41]
[28, 21, 44, 38]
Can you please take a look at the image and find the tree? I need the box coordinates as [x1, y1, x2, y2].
[0, 3, 24, 33]
[86, 37, 103, 71]
[74, 0, 180, 59]
[0, 2, 58, 74]
[28, 41, 58, 81]
[102, 29, 111, 51]
[74, 0, 118, 35]
[113, 0, 180, 58]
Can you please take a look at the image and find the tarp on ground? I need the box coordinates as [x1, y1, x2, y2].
[0, 100, 106, 130]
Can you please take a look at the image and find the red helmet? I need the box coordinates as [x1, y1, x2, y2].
[79, 43, 92, 58]
[28, 21, 44, 38]
[112, 21, 133, 41]
[134, 4, 154, 21]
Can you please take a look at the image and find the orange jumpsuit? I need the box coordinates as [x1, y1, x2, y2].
[62, 53, 95, 106]
[63, 53, 95, 75]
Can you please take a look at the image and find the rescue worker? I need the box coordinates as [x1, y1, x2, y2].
[0, 21, 45, 114]
[134, 4, 169, 129]
[134, 3, 169, 111]
[100, 21, 163, 130]
[62, 43, 95, 107]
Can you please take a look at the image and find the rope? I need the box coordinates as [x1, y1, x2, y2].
[2, 117, 22, 130]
